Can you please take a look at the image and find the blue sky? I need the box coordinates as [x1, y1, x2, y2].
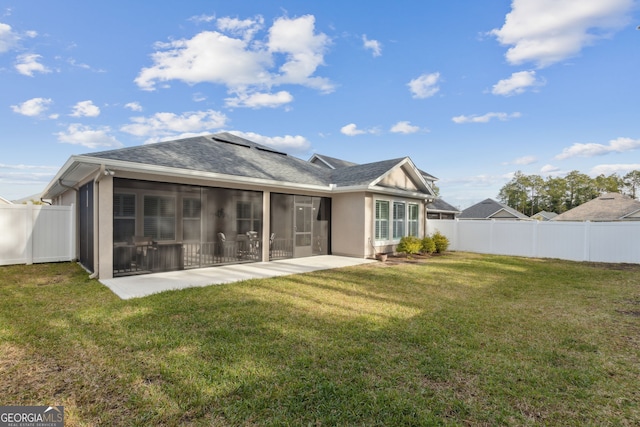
[1, 0, 639, 208]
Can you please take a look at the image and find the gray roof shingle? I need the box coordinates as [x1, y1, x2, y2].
[553, 193, 640, 221]
[89, 132, 331, 186]
[459, 198, 529, 220]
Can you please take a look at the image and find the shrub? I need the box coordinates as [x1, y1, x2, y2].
[396, 236, 422, 256]
[432, 231, 450, 253]
[421, 236, 436, 254]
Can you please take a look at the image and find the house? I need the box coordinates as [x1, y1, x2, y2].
[552, 192, 640, 222]
[531, 211, 558, 221]
[0, 195, 12, 205]
[426, 198, 460, 220]
[42, 132, 448, 279]
[458, 198, 530, 220]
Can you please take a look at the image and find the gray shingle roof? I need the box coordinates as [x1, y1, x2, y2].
[329, 158, 406, 187]
[459, 198, 529, 220]
[309, 154, 359, 169]
[553, 193, 640, 221]
[427, 198, 459, 213]
[89, 132, 331, 186]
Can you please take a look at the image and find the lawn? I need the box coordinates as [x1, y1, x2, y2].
[1, 252, 639, 426]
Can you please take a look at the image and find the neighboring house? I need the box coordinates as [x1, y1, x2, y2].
[426, 198, 460, 220]
[552, 192, 640, 222]
[458, 198, 530, 220]
[0, 195, 12, 205]
[531, 211, 558, 221]
[42, 132, 448, 279]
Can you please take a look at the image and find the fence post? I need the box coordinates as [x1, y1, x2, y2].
[25, 203, 34, 265]
[69, 203, 76, 260]
[584, 221, 591, 262]
[531, 220, 538, 258]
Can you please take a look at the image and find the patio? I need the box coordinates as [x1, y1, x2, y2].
[100, 255, 375, 299]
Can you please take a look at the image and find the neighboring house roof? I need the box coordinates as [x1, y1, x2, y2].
[426, 198, 460, 214]
[459, 198, 530, 220]
[531, 211, 558, 221]
[42, 132, 437, 199]
[0, 195, 13, 204]
[552, 192, 640, 221]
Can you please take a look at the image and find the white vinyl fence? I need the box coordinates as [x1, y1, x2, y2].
[427, 219, 640, 264]
[0, 204, 75, 266]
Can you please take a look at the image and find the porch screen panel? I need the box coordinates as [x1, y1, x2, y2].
[183, 198, 201, 241]
[114, 193, 136, 243]
[144, 196, 175, 240]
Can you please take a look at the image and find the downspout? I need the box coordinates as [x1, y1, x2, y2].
[88, 165, 107, 279]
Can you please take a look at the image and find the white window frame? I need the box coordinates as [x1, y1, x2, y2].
[408, 203, 419, 237]
[393, 202, 406, 239]
[143, 195, 176, 241]
[374, 200, 389, 241]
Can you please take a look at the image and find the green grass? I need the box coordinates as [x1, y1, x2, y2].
[1, 253, 639, 426]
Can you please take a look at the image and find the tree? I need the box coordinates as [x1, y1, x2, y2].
[498, 171, 529, 213]
[543, 176, 568, 214]
[523, 174, 545, 216]
[594, 173, 622, 195]
[564, 170, 597, 210]
[623, 170, 640, 199]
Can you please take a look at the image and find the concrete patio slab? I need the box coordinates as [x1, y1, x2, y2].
[100, 255, 376, 299]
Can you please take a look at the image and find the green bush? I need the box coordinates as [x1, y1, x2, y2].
[432, 231, 450, 253]
[421, 236, 436, 254]
[396, 236, 422, 256]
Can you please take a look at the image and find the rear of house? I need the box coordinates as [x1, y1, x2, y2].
[42, 132, 444, 279]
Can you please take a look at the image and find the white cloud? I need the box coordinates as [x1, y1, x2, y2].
[217, 16, 264, 41]
[15, 53, 51, 76]
[189, 14, 216, 24]
[492, 70, 544, 96]
[229, 130, 311, 153]
[452, 112, 521, 124]
[11, 97, 53, 117]
[268, 15, 332, 91]
[408, 72, 441, 99]
[490, 0, 634, 67]
[120, 109, 228, 139]
[135, 14, 333, 106]
[225, 90, 293, 108]
[340, 123, 379, 136]
[503, 155, 537, 166]
[541, 164, 562, 175]
[390, 121, 420, 134]
[362, 35, 382, 57]
[0, 22, 19, 53]
[125, 102, 143, 112]
[591, 163, 640, 175]
[70, 100, 100, 117]
[56, 124, 123, 149]
[555, 137, 640, 160]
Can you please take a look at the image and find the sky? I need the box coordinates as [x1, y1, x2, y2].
[1, 0, 639, 208]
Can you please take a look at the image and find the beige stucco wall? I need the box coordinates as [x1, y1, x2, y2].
[331, 192, 367, 258]
[379, 166, 419, 191]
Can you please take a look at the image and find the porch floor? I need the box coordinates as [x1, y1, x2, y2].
[100, 255, 375, 300]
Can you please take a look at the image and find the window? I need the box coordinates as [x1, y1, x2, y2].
[144, 196, 175, 240]
[237, 201, 261, 235]
[183, 198, 201, 241]
[393, 202, 406, 239]
[375, 200, 389, 240]
[113, 193, 135, 243]
[408, 203, 419, 236]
